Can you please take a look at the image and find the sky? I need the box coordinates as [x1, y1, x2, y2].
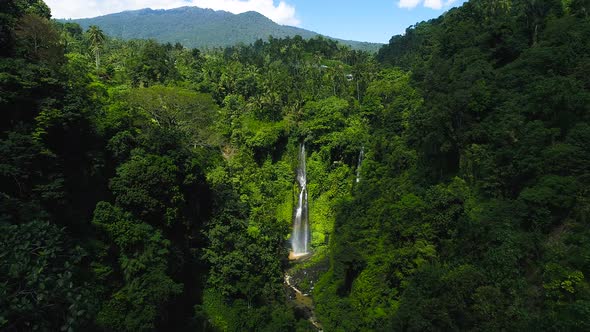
[45, 0, 469, 43]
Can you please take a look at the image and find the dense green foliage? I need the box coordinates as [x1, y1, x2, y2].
[61, 7, 382, 53]
[2, 0, 590, 331]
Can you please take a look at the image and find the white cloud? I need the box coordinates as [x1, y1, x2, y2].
[398, 0, 458, 10]
[398, 0, 421, 9]
[424, 0, 443, 10]
[45, 0, 300, 26]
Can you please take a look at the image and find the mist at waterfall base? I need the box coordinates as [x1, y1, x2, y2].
[291, 143, 310, 257]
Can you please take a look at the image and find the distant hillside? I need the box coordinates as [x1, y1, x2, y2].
[61, 7, 382, 53]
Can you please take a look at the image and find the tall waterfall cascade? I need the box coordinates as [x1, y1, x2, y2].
[356, 146, 365, 183]
[291, 143, 310, 255]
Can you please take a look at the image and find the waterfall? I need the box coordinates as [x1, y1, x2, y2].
[292, 143, 310, 255]
[356, 146, 364, 183]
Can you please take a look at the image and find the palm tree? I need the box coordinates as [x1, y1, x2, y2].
[87, 25, 105, 70]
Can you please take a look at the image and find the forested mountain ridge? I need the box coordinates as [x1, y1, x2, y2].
[1, 0, 590, 331]
[60, 6, 382, 52]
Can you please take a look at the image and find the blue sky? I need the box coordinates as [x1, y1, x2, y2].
[46, 0, 468, 43]
[290, 0, 467, 43]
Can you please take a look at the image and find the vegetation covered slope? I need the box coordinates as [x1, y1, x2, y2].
[61, 7, 382, 52]
[316, 0, 590, 330]
[1, 0, 590, 331]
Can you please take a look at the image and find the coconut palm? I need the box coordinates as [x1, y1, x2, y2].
[87, 25, 105, 70]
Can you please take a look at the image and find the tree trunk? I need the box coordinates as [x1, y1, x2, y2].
[95, 50, 100, 71]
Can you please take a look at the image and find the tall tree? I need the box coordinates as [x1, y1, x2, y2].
[86, 25, 105, 70]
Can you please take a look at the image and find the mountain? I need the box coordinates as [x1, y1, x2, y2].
[61, 7, 382, 52]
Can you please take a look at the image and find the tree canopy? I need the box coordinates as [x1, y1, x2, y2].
[1, 0, 590, 331]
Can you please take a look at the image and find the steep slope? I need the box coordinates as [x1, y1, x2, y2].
[61, 7, 381, 52]
[314, 1, 590, 330]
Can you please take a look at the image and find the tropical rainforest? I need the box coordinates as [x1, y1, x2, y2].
[1, 0, 590, 331]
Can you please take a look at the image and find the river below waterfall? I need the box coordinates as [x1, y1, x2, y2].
[284, 273, 322, 330]
[284, 254, 330, 331]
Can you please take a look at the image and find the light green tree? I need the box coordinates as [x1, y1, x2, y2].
[86, 25, 105, 70]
